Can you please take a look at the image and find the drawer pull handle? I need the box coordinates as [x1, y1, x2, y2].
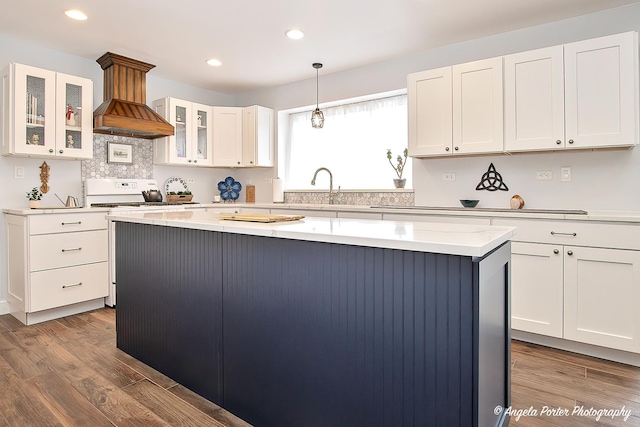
[550, 231, 576, 237]
[61, 247, 82, 252]
[61, 221, 82, 225]
[62, 282, 83, 289]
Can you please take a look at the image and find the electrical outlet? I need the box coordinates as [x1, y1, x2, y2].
[561, 167, 572, 182]
[266, 178, 273, 184]
[536, 171, 553, 181]
[186, 178, 195, 184]
[442, 173, 456, 182]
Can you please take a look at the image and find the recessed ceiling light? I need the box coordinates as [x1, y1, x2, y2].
[64, 9, 88, 21]
[206, 58, 222, 67]
[285, 29, 304, 40]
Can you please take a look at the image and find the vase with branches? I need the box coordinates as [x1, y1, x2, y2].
[386, 148, 408, 188]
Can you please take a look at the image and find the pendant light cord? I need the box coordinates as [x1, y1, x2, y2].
[316, 67, 319, 109]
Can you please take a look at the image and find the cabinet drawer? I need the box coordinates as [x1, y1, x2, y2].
[30, 262, 108, 312]
[492, 218, 640, 250]
[29, 230, 108, 271]
[29, 212, 107, 235]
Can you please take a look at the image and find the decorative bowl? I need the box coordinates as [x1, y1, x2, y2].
[460, 199, 479, 208]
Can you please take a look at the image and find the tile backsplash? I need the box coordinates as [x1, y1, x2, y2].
[81, 135, 154, 181]
[284, 190, 414, 206]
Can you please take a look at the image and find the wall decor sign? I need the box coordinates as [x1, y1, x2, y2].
[476, 163, 509, 191]
[107, 142, 133, 164]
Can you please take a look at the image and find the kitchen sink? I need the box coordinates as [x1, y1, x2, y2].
[371, 205, 588, 215]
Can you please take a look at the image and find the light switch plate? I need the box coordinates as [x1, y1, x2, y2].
[14, 166, 24, 179]
[561, 167, 571, 182]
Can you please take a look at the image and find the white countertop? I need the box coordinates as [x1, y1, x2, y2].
[107, 210, 515, 257]
[5, 203, 640, 223]
[3, 206, 111, 215]
[201, 203, 640, 223]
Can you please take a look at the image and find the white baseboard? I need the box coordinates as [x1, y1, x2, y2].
[513, 330, 640, 367]
[0, 299, 9, 315]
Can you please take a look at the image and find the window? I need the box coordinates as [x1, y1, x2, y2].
[285, 93, 410, 190]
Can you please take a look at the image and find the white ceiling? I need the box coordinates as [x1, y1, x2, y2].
[1, 0, 638, 94]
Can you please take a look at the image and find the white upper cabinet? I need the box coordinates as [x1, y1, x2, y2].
[505, 32, 638, 152]
[212, 107, 243, 167]
[407, 67, 453, 156]
[504, 46, 565, 151]
[564, 32, 637, 149]
[408, 57, 503, 157]
[1, 63, 93, 160]
[242, 105, 274, 167]
[452, 57, 504, 155]
[153, 97, 213, 166]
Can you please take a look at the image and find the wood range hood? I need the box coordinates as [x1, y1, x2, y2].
[93, 52, 174, 139]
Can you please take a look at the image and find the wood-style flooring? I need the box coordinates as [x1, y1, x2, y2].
[0, 307, 639, 426]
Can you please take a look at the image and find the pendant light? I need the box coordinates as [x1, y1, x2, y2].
[311, 63, 324, 128]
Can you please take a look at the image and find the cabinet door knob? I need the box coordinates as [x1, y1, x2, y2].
[49, 149, 54, 153]
[454, 146, 459, 151]
[237, 161, 240, 165]
[250, 161, 253, 164]
[568, 139, 574, 144]
[59, 150, 63, 154]
[556, 140, 562, 145]
[553, 249, 559, 254]
[188, 159, 192, 163]
[567, 250, 574, 256]
[445, 147, 450, 151]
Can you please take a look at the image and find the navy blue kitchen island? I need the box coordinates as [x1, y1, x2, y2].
[112, 211, 513, 427]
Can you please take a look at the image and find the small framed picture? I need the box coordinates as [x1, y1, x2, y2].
[107, 142, 133, 164]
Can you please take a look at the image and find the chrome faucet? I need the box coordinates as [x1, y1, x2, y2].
[311, 167, 340, 204]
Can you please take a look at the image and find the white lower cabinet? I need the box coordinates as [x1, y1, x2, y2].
[6, 212, 108, 325]
[510, 242, 563, 338]
[497, 218, 640, 353]
[563, 246, 640, 353]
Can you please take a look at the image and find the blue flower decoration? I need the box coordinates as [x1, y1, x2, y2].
[217, 176, 242, 201]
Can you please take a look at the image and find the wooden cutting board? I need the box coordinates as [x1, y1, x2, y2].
[219, 213, 305, 223]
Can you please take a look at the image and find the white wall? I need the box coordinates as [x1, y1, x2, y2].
[234, 3, 640, 210]
[2, 3, 640, 311]
[0, 34, 236, 311]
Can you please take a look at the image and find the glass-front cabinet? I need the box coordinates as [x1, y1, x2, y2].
[152, 97, 213, 166]
[1, 63, 93, 159]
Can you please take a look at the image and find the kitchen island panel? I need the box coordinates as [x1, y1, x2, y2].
[112, 216, 511, 427]
[221, 232, 482, 427]
[115, 222, 224, 404]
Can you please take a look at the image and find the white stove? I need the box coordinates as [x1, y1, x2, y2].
[85, 178, 198, 306]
